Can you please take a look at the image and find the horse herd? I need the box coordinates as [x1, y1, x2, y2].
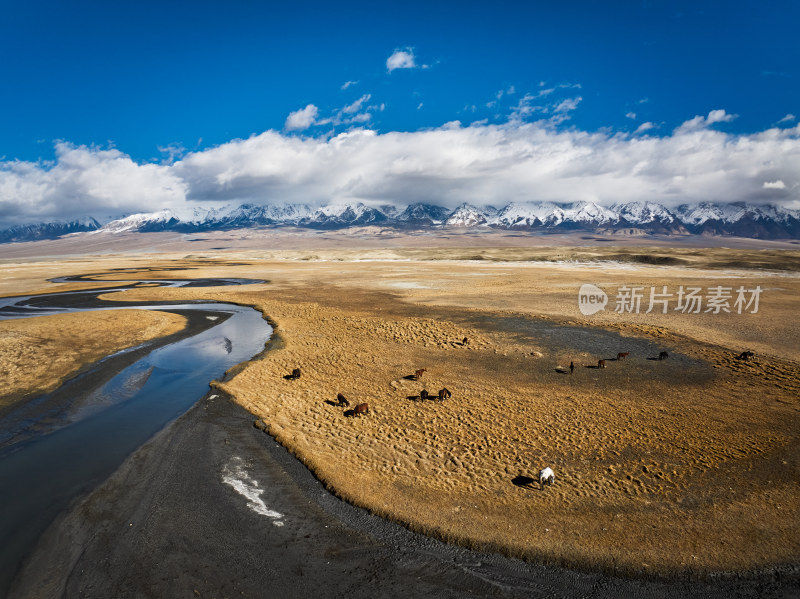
[283, 365, 451, 419]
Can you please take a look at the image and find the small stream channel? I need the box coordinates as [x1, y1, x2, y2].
[0, 276, 272, 595]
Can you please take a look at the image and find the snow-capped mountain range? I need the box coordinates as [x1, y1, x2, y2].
[2, 201, 800, 242]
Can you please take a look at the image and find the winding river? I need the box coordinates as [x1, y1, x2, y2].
[0, 276, 272, 595]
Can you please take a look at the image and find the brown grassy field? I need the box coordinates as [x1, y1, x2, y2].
[1, 243, 798, 578]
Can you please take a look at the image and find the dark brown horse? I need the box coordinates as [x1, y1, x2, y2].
[420, 389, 429, 400]
[658, 351, 669, 360]
[438, 388, 451, 401]
[617, 352, 629, 360]
[286, 367, 301, 380]
[597, 359, 606, 368]
[353, 403, 369, 417]
[336, 393, 350, 407]
[414, 368, 427, 381]
[737, 350, 755, 361]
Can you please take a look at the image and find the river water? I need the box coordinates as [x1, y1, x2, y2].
[0, 278, 272, 595]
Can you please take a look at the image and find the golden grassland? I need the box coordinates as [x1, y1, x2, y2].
[1, 245, 799, 577]
[0, 310, 187, 410]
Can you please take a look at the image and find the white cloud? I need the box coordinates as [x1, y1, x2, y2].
[763, 180, 786, 189]
[553, 97, 582, 113]
[284, 104, 319, 131]
[0, 143, 186, 224]
[625, 112, 637, 120]
[779, 114, 797, 124]
[387, 48, 416, 72]
[3, 117, 799, 226]
[674, 109, 737, 133]
[341, 80, 358, 90]
[634, 122, 656, 134]
[342, 94, 371, 114]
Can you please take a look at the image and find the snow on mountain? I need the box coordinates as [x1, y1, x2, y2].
[560, 201, 618, 226]
[673, 202, 745, 226]
[300, 203, 389, 228]
[0, 218, 101, 243]
[395, 203, 451, 227]
[489, 202, 548, 228]
[96, 209, 180, 233]
[488, 201, 616, 228]
[445, 203, 489, 227]
[612, 201, 677, 225]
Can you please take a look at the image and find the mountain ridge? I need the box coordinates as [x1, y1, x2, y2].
[2, 201, 800, 242]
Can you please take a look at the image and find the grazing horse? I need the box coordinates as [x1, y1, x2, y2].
[538, 467, 555, 489]
[414, 368, 427, 381]
[658, 351, 669, 360]
[569, 361, 575, 374]
[336, 393, 350, 407]
[737, 350, 755, 361]
[353, 403, 369, 417]
[617, 352, 629, 360]
[438, 388, 451, 401]
[287, 367, 301, 380]
[420, 389, 429, 400]
[597, 359, 606, 369]
[462, 337, 469, 345]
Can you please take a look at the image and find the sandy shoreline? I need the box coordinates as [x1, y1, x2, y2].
[1, 248, 799, 588]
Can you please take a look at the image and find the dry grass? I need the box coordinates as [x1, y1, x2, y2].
[2, 248, 799, 577]
[0, 310, 186, 409]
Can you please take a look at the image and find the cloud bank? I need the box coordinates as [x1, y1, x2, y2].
[1, 111, 799, 225]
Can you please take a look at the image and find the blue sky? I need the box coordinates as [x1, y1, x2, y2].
[1, 0, 799, 223]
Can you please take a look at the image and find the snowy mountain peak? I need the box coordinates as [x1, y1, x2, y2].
[445, 203, 488, 227]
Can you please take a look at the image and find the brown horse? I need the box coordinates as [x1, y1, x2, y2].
[286, 367, 301, 380]
[597, 359, 606, 368]
[420, 389, 429, 400]
[336, 393, 350, 407]
[617, 352, 629, 360]
[438, 388, 451, 401]
[353, 403, 369, 417]
[414, 368, 427, 380]
[737, 350, 755, 361]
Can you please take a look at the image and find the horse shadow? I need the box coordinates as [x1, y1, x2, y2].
[511, 475, 539, 490]
[554, 367, 570, 374]
[584, 364, 602, 369]
[284, 373, 300, 380]
[403, 374, 418, 381]
[407, 394, 423, 401]
[324, 399, 340, 407]
[343, 409, 355, 418]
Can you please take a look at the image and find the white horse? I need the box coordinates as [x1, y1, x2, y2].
[538, 467, 554, 489]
